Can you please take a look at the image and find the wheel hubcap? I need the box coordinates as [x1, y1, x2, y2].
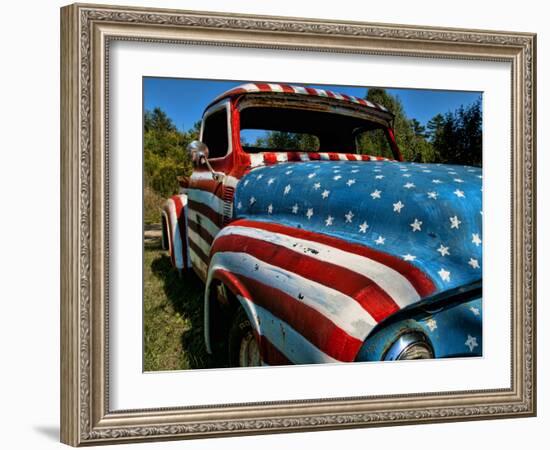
[238, 332, 261, 367]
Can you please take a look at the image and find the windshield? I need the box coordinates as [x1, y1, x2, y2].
[239, 105, 396, 159]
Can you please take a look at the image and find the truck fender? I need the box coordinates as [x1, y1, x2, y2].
[161, 194, 191, 270]
[204, 266, 261, 355]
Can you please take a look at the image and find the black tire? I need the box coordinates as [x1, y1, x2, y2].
[228, 307, 261, 367]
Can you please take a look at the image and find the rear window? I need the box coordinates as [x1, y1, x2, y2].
[241, 129, 320, 152]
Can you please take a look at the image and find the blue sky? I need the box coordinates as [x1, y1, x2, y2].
[143, 77, 481, 132]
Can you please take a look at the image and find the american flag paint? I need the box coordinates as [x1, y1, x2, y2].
[197, 160, 482, 364]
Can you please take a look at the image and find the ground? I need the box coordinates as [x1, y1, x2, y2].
[143, 225, 227, 371]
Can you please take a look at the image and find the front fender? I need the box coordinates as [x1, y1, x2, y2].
[161, 194, 191, 270]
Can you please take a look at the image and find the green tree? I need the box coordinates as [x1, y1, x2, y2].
[365, 88, 436, 163]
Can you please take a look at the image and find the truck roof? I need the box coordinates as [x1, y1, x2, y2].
[208, 82, 393, 116]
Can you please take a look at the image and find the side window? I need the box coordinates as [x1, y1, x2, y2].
[355, 128, 394, 159]
[202, 108, 229, 159]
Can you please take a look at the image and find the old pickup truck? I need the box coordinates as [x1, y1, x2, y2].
[161, 82, 482, 367]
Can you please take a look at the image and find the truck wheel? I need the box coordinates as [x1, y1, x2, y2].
[228, 307, 262, 367]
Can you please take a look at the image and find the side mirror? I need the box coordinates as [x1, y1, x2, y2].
[187, 140, 209, 166]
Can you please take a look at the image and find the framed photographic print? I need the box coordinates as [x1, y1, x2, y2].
[60, 3, 536, 446]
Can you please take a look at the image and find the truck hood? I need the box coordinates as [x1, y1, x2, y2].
[234, 160, 482, 295]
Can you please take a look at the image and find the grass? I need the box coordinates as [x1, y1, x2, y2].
[143, 234, 228, 371]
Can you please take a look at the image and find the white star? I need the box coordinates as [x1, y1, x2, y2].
[422, 169, 432, 173]
[333, 175, 342, 180]
[402, 254, 416, 261]
[351, 169, 359, 173]
[427, 191, 438, 199]
[374, 168, 381, 172]
[359, 221, 369, 233]
[437, 245, 450, 256]
[454, 189, 465, 198]
[237, 201, 242, 209]
[450, 215, 461, 229]
[410, 218, 422, 232]
[404, 182, 416, 189]
[468, 258, 480, 269]
[257, 174, 263, 180]
[267, 177, 275, 185]
[267, 204, 273, 214]
[285, 170, 293, 175]
[375, 235, 385, 245]
[321, 190, 330, 199]
[472, 233, 482, 246]
[465, 334, 478, 352]
[283, 184, 291, 195]
[470, 306, 480, 316]
[291, 204, 299, 214]
[432, 179, 442, 184]
[438, 268, 451, 282]
[370, 189, 382, 199]
[346, 179, 356, 186]
[325, 215, 334, 226]
[308, 172, 316, 179]
[306, 208, 314, 220]
[426, 318, 438, 332]
[402, 173, 412, 178]
[313, 182, 321, 190]
[454, 178, 464, 183]
[345, 211, 354, 223]
[243, 179, 249, 186]
[375, 175, 384, 179]
[249, 196, 256, 205]
[393, 201, 405, 213]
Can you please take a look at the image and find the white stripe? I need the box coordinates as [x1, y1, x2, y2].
[354, 154, 362, 161]
[188, 210, 220, 238]
[314, 88, 328, 97]
[238, 296, 338, 364]
[338, 154, 348, 161]
[267, 83, 284, 92]
[331, 92, 345, 100]
[319, 153, 330, 160]
[369, 156, 379, 161]
[218, 225, 421, 308]
[187, 227, 211, 256]
[241, 83, 261, 93]
[210, 251, 376, 340]
[187, 188, 225, 215]
[292, 86, 308, 95]
[349, 96, 361, 104]
[165, 199, 184, 269]
[365, 100, 376, 108]
[276, 153, 288, 162]
[224, 175, 240, 188]
[249, 153, 265, 167]
[299, 153, 310, 161]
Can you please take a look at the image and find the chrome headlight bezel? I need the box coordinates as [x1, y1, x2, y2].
[383, 332, 434, 361]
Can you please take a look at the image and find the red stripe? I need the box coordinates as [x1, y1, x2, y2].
[187, 217, 214, 245]
[187, 199, 222, 226]
[263, 152, 278, 165]
[307, 152, 321, 160]
[279, 84, 295, 93]
[345, 154, 356, 161]
[305, 87, 318, 95]
[232, 273, 363, 361]
[357, 98, 368, 106]
[326, 90, 336, 98]
[340, 93, 352, 101]
[328, 153, 340, 161]
[231, 220, 436, 297]
[254, 82, 271, 92]
[258, 333, 293, 366]
[189, 178, 224, 199]
[172, 196, 188, 269]
[212, 233, 400, 322]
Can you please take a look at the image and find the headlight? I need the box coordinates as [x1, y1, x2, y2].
[383, 332, 434, 361]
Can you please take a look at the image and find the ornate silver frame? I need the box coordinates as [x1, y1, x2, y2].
[60, 3, 536, 446]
